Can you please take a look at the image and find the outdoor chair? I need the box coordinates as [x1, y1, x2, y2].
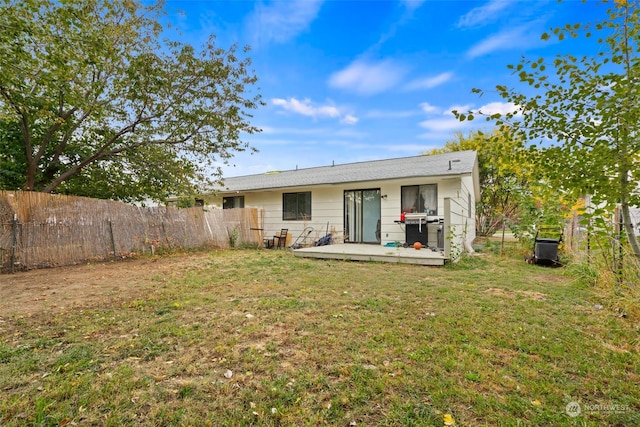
[274, 228, 288, 248]
[264, 228, 288, 249]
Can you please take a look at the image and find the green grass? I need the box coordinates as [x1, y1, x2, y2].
[1, 247, 639, 426]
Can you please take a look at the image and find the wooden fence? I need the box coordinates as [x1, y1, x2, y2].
[0, 191, 262, 273]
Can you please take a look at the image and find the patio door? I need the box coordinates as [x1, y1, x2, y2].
[344, 189, 381, 244]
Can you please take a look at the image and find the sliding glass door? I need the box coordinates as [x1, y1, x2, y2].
[344, 189, 381, 244]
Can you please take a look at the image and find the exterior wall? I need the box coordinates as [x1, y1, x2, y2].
[381, 178, 443, 246]
[214, 174, 477, 251]
[218, 187, 346, 246]
[441, 174, 477, 257]
[458, 173, 477, 243]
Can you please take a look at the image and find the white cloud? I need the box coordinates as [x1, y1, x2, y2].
[418, 103, 475, 132]
[271, 97, 357, 123]
[246, 0, 324, 46]
[448, 104, 473, 115]
[341, 114, 359, 125]
[405, 72, 453, 91]
[272, 97, 339, 118]
[328, 59, 408, 95]
[466, 26, 534, 58]
[416, 101, 520, 135]
[473, 101, 521, 116]
[420, 102, 440, 114]
[370, 0, 428, 49]
[457, 0, 513, 28]
[401, 0, 427, 12]
[419, 117, 470, 133]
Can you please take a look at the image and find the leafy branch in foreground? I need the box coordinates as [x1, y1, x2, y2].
[454, 0, 640, 261]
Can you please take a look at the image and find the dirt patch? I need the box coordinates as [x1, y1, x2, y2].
[0, 252, 213, 317]
[485, 287, 547, 301]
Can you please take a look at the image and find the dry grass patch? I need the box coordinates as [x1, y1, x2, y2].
[485, 287, 548, 301]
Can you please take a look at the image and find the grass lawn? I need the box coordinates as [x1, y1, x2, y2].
[0, 246, 638, 426]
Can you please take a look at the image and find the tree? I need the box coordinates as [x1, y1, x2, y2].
[428, 129, 533, 236]
[0, 119, 26, 190]
[455, 0, 640, 260]
[0, 0, 262, 202]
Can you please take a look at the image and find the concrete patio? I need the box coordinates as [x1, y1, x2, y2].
[292, 243, 447, 266]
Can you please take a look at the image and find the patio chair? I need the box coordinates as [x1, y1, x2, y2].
[264, 228, 288, 249]
[274, 228, 288, 248]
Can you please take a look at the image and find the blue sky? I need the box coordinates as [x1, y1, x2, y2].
[162, 0, 606, 178]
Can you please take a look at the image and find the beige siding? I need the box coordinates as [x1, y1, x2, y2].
[441, 174, 477, 254]
[241, 187, 345, 245]
[213, 174, 477, 250]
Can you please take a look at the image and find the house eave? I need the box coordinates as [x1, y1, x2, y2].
[217, 172, 471, 194]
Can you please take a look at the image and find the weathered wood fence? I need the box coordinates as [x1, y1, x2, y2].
[0, 191, 262, 273]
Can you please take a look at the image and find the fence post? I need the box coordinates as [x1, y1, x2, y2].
[500, 217, 506, 256]
[10, 214, 18, 273]
[109, 220, 117, 260]
[161, 222, 169, 246]
[444, 198, 451, 259]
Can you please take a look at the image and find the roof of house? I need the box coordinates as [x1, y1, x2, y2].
[218, 150, 478, 192]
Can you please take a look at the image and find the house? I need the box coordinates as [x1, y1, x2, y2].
[206, 150, 480, 262]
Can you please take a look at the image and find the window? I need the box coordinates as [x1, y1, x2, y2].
[283, 192, 311, 220]
[401, 184, 437, 215]
[223, 196, 244, 209]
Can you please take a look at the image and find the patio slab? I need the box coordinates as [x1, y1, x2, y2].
[292, 243, 447, 266]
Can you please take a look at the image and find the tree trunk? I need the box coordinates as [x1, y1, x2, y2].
[24, 161, 37, 191]
[620, 202, 640, 260]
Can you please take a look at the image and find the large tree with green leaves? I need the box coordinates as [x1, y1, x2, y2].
[456, 0, 640, 260]
[0, 0, 262, 202]
[428, 130, 532, 236]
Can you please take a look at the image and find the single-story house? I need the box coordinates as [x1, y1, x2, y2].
[205, 150, 480, 261]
